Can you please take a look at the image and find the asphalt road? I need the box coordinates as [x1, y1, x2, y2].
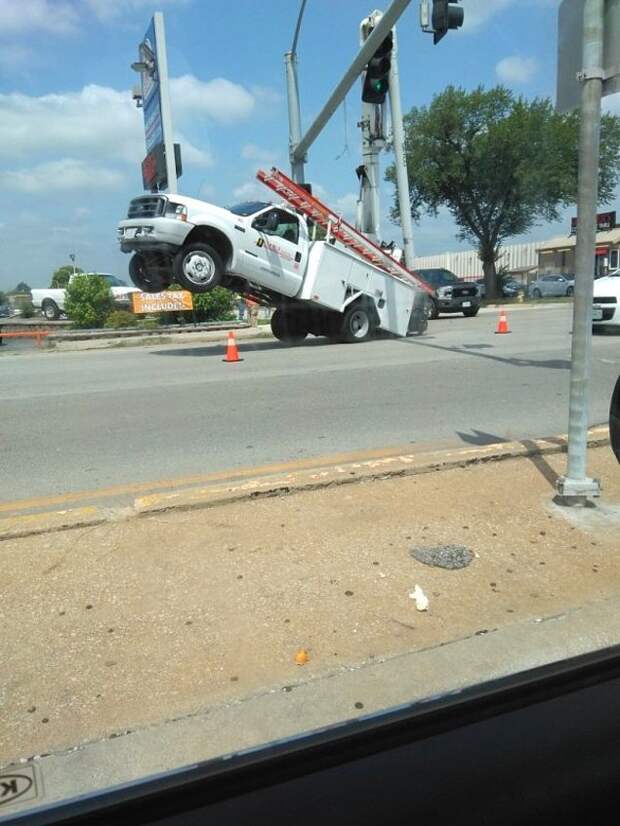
[2, 306, 618, 509]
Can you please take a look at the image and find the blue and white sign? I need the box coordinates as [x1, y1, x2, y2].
[140, 18, 163, 153]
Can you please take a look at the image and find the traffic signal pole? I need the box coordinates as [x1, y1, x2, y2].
[285, 0, 308, 183]
[285, 50, 305, 183]
[557, 0, 604, 501]
[292, 0, 412, 165]
[387, 28, 416, 266]
[359, 11, 385, 242]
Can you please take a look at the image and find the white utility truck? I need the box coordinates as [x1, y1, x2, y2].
[32, 274, 138, 320]
[117, 167, 431, 343]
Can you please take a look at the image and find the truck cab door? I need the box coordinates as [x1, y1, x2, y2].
[246, 208, 307, 297]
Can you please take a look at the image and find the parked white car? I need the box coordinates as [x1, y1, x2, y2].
[32, 273, 138, 320]
[593, 270, 620, 328]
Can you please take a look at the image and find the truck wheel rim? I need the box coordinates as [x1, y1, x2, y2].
[350, 310, 369, 338]
[183, 252, 215, 285]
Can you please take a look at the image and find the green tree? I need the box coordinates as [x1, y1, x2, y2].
[9, 281, 31, 295]
[0, 290, 7, 306]
[64, 274, 113, 329]
[51, 264, 83, 289]
[386, 86, 620, 299]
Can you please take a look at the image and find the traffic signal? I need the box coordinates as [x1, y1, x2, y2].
[431, 1, 464, 44]
[362, 31, 393, 104]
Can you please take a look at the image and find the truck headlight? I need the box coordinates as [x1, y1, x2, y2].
[166, 202, 188, 221]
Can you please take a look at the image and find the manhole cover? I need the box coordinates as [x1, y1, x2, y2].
[411, 545, 473, 570]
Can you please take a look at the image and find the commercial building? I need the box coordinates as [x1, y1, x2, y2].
[413, 211, 620, 282]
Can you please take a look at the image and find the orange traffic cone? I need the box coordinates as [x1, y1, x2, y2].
[223, 330, 243, 363]
[495, 307, 511, 335]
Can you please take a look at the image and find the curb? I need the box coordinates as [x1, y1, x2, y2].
[0, 427, 610, 542]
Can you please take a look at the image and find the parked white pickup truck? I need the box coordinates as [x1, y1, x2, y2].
[32, 274, 138, 320]
[117, 193, 428, 342]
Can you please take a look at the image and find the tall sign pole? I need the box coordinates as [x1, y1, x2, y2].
[153, 13, 177, 195]
[133, 12, 179, 194]
[557, 0, 605, 500]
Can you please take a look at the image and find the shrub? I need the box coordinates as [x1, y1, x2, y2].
[65, 274, 113, 329]
[156, 284, 235, 325]
[104, 309, 138, 329]
[16, 297, 35, 318]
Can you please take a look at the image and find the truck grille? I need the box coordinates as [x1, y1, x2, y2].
[127, 196, 165, 219]
[453, 286, 477, 298]
[594, 296, 617, 304]
[598, 308, 617, 321]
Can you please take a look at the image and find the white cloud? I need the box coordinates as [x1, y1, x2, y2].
[496, 56, 539, 85]
[0, 75, 255, 173]
[334, 192, 358, 221]
[0, 85, 143, 164]
[85, 0, 190, 20]
[250, 85, 284, 106]
[0, 159, 124, 193]
[241, 144, 278, 163]
[170, 76, 255, 125]
[0, 0, 78, 34]
[232, 181, 268, 202]
[462, 0, 559, 31]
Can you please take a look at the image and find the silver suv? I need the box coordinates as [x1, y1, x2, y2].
[528, 273, 575, 298]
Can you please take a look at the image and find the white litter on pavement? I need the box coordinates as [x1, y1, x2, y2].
[409, 584, 429, 611]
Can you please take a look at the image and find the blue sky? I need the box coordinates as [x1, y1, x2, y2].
[0, 0, 599, 291]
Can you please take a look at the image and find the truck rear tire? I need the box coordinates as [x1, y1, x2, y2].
[173, 242, 223, 293]
[270, 308, 308, 345]
[42, 299, 60, 320]
[338, 303, 375, 343]
[129, 254, 169, 293]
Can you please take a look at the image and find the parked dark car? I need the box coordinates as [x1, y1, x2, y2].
[415, 268, 480, 318]
[0, 303, 11, 318]
[476, 277, 523, 299]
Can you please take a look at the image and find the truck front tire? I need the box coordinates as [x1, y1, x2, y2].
[129, 254, 169, 293]
[42, 299, 60, 320]
[173, 242, 223, 293]
[270, 308, 308, 345]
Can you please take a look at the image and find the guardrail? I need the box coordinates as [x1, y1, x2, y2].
[0, 329, 50, 347]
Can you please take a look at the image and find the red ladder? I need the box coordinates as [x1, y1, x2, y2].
[256, 167, 433, 295]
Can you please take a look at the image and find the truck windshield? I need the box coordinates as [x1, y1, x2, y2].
[417, 269, 459, 287]
[228, 201, 271, 216]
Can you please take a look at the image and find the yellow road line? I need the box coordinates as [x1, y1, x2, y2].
[0, 443, 423, 514]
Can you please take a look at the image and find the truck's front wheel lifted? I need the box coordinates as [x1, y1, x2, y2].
[174, 242, 223, 293]
[129, 254, 169, 293]
[270, 308, 308, 345]
[339, 304, 375, 343]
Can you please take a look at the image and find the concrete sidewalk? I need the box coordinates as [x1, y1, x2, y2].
[1, 439, 619, 773]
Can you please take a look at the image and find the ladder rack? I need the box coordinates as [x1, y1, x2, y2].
[256, 167, 433, 295]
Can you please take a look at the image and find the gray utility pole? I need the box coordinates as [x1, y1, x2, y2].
[359, 11, 385, 242]
[292, 0, 412, 165]
[387, 27, 415, 266]
[557, 0, 604, 500]
[285, 0, 308, 183]
[153, 12, 177, 194]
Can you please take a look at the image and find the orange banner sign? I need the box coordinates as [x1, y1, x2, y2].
[132, 291, 193, 313]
